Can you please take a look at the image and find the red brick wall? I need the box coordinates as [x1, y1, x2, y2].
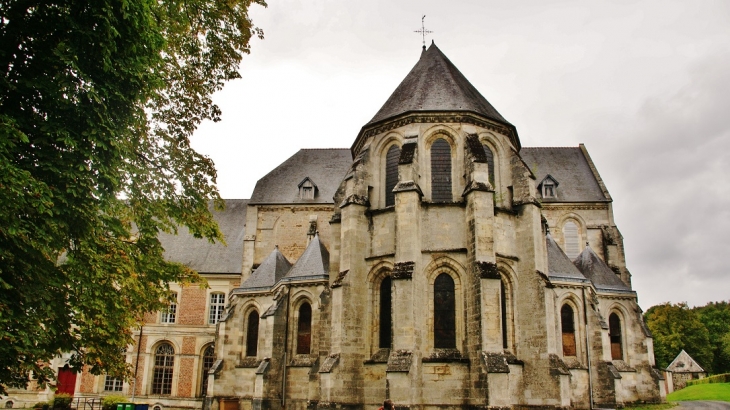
[179, 286, 206, 325]
[177, 337, 198, 397]
[79, 365, 95, 393]
[143, 311, 157, 324]
[132, 335, 148, 396]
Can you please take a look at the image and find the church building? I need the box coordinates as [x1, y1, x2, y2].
[206, 43, 665, 410]
[2, 43, 665, 410]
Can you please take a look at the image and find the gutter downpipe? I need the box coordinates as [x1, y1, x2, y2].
[282, 286, 291, 409]
[582, 287, 595, 409]
[132, 325, 143, 402]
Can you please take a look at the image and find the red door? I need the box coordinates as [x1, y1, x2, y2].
[57, 367, 77, 395]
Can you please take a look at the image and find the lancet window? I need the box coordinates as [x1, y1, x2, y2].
[245, 310, 259, 357]
[609, 313, 623, 360]
[561, 304, 577, 356]
[434, 273, 456, 348]
[379, 276, 393, 348]
[385, 145, 400, 207]
[431, 138, 452, 202]
[296, 302, 312, 354]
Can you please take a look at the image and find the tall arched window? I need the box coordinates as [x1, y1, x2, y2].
[563, 221, 580, 260]
[379, 277, 393, 348]
[482, 144, 495, 186]
[500, 278, 508, 349]
[434, 273, 456, 348]
[296, 302, 312, 355]
[431, 138, 452, 202]
[385, 145, 401, 207]
[561, 304, 577, 356]
[609, 313, 623, 360]
[152, 343, 175, 395]
[199, 345, 215, 397]
[245, 310, 259, 357]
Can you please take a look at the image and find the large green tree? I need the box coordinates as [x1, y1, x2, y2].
[695, 301, 730, 374]
[0, 0, 264, 392]
[645, 302, 713, 371]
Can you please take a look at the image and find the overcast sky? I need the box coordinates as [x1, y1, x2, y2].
[190, 0, 730, 310]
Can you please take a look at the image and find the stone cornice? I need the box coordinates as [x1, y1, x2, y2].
[351, 111, 519, 156]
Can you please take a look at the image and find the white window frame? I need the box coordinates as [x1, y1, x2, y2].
[208, 292, 226, 325]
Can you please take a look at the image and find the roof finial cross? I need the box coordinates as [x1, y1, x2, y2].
[414, 15, 433, 49]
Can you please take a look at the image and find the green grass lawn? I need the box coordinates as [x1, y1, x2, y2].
[667, 383, 730, 402]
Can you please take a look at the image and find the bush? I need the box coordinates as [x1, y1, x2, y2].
[51, 394, 72, 410]
[32, 402, 46, 410]
[101, 395, 128, 410]
[686, 373, 730, 386]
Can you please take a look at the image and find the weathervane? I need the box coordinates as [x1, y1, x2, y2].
[414, 15, 433, 49]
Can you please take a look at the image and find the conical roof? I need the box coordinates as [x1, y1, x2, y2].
[239, 246, 292, 291]
[367, 42, 512, 128]
[281, 233, 330, 282]
[545, 233, 589, 283]
[573, 245, 632, 293]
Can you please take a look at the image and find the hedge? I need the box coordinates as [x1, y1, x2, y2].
[686, 373, 730, 386]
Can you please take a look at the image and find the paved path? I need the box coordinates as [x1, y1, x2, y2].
[676, 401, 730, 410]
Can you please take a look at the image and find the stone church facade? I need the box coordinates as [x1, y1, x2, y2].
[0, 43, 664, 410]
[207, 43, 665, 410]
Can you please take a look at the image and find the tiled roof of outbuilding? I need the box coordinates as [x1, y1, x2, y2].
[573, 245, 632, 293]
[367, 43, 513, 129]
[281, 233, 329, 283]
[158, 199, 248, 274]
[545, 233, 589, 283]
[520, 147, 610, 203]
[250, 149, 352, 205]
[239, 246, 292, 291]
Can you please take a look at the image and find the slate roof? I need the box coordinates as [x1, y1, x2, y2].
[281, 233, 330, 283]
[545, 233, 589, 283]
[250, 149, 352, 205]
[666, 349, 705, 373]
[573, 245, 633, 293]
[366, 43, 513, 129]
[158, 199, 247, 274]
[239, 246, 292, 291]
[520, 147, 610, 203]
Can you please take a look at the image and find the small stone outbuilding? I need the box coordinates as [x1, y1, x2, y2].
[666, 349, 706, 390]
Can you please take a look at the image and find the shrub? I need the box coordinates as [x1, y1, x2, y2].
[102, 395, 128, 410]
[51, 394, 72, 410]
[32, 402, 46, 410]
[686, 373, 730, 386]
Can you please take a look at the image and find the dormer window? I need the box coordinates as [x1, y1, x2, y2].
[298, 177, 317, 199]
[538, 175, 559, 199]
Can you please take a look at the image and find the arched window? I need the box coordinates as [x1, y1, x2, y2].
[482, 144, 495, 186]
[379, 277, 393, 348]
[500, 278, 508, 349]
[561, 304, 577, 356]
[245, 310, 259, 357]
[563, 221, 580, 260]
[434, 273, 456, 348]
[385, 145, 401, 207]
[431, 138, 452, 202]
[152, 343, 175, 395]
[296, 302, 312, 354]
[199, 345, 215, 397]
[209, 292, 225, 324]
[609, 313, 623, 360]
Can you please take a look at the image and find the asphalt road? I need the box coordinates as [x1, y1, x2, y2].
[676, 401, 730, 410]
